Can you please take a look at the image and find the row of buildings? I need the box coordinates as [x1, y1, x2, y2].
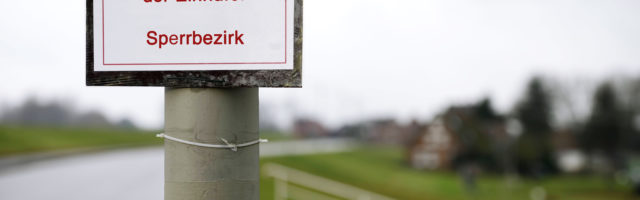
[293, 104, 586, 173]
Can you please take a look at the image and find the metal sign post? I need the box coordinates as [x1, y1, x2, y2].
[164, 88, 259, 199]
[86, 0, 303, 199]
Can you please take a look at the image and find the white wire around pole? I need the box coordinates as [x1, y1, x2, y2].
[157, 133, 268, 152]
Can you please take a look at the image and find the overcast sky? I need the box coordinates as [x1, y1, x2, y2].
[1, 0, 639, 130]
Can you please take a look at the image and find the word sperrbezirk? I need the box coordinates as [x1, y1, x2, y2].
[147, 30, 245, 49]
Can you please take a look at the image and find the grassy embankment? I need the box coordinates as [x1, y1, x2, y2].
[260, 146, 636, 200]
[0, 126, 162, 157]
[0, 126, 292, 157]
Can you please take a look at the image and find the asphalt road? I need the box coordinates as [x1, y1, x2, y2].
[0, 138, 355, 200]
[0, 148, 164, 200]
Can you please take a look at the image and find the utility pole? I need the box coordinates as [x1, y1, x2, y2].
[163, 88, 260, 200]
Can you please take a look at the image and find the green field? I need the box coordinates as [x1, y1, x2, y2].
[0, 126, 292, 157]
[0, 126, 635, 199]
[0, 126, 162, 156]
[259, 146, 637, 200]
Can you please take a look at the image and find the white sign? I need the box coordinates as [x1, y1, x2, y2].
[93, 0, 294, 71]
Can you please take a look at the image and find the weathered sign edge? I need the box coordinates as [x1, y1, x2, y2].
[86, 0, 302, 88]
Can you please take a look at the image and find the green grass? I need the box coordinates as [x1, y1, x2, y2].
[0, 126, 292, 157]
[260, 146, 637, 200]
[0, 126, 162, 157]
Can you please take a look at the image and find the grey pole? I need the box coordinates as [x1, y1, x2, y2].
[164, 88, 260, 200]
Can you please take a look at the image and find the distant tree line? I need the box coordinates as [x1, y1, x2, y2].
[0, 97, 137, 129]
[397, 75, 640, 178]
[514, 76, 640, 176]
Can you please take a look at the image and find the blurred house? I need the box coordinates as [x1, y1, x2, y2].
[552, 129, 586, 173]
[407, 118, 456, 170]
[408, 104, 512, 171]
[293, 118, 328, 138]
[338, 119, 422, 146]
[365, 119, 417, 144]
[333, 124, 367, 138]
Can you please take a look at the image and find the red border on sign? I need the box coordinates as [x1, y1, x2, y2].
[101, 0, 288, 66]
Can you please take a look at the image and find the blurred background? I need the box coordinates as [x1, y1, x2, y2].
[1, 0, 640, 199]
